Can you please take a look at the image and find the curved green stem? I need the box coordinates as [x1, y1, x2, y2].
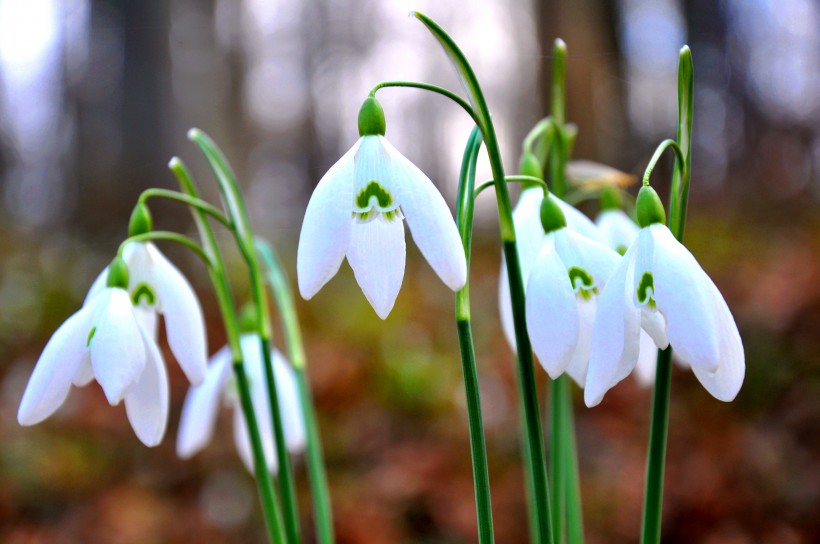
[523, 118, 553, 153]
[256, 239, 335, 544]
[168, 157, 285, 544]
[137, 188, 232, 228]
[370, 81, 478, 125]
[640, 47, 694, 544]
[642, 139, 686, 187]
[187, 130, 301, 544]
[117, 231, 211, 267]
[412, 12, 553, 543]
[474, 176, 549, 199]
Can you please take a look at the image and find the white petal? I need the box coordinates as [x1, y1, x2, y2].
[124, 326, 169, 447]
[648, 225, 720, 372]
[72, 353, 94, 387]
[641, 308, 669, 349]
[565, 296, 596, 386]
[347, 215, 406, 319]
[585, 245, 642, 407]
[595, 209, 639, 254]
[552, 194, 602, 242]
[136, 243, 207, 384]
[176, 343, 234, 458]
[384, 139, 466, 291]
[353, 136, 397, 205]
[688, 275, 745, 401]
[90, 289, 146, 405]
[497, 261, 516, 349]
[296, 141, 357, 299]
[272, 350, 306, 453]
[525, 238, 579, 378]
[83, 267, 108, 306]
[232, 386, 278, 475]
[561, 230, 621, 287]
[241, 335, 279, 473]
[17, 303, 96, 425]
[634, 331, 659, 386]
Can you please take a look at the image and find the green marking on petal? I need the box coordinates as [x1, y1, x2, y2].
[637, 271, 655, 305]
[355, 181, 393, 211]
[616, 245, 628, 256]
[131, 282, 156, 306]
[568, 267, 594, 291]
[87, 326, 97, 347]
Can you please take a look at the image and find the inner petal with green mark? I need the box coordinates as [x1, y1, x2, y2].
[636, 271, 656, 308]
[353, 181, 401, 221]
[131, 282, 157, 307]
[568, 266, 598, 300]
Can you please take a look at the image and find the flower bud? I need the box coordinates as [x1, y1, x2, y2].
[636, 186, 666, 227]
[358, 97, 386, 137]
[540, 194, 567, 234]
[106, 256, 130, 289]
[129, 202, 153, 237]
[599, 186, 622, 211]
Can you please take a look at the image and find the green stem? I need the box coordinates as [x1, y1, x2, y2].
[642, 139, 685, 187]
[370, 81, 477, 125]
[137, 188, 232, 228]
[563, 396, 583, 544]
[640, 47, 694, 544]
[117, 231, 211, 266]
[168, 157, 286, 544]
[455, 127, 495, 543]
[523, 118, 553, 153]
[474, 176, 549, 198]
[256, 239, 335, 544]
[549, 376, 567, 544]
[187, 130, 301, 544]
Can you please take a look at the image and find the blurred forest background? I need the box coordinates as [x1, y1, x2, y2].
[1, 0, 818, 542]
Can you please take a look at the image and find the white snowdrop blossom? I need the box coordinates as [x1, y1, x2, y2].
[595, 207, 658, 386]
[297, 134, 466, 319]
[525, 225, 620, 385]
[585, 223, 744, 406]
[17, 286, 169, 447]
[499, 187, 603, 349]
[176, 334, 306, 474]
[87, 241, 208, 384]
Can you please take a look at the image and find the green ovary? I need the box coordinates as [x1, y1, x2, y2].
[131, 282, 156, 306]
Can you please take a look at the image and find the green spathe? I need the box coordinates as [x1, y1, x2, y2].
[636, 186, 666, 227]
[540, 194, 567, 234]
[129, 202, 153, 237]
[106, 256, 129, 289]
[358, 97, 386, 137]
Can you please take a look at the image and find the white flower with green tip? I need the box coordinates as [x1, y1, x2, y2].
[524, 196, 621, 385]
[176, 334, 306, 474]
[297, 97, 466, 319]
[585, 187, 744, 406]
[499, 186, 603, 350]
[17, 258, 169, 447]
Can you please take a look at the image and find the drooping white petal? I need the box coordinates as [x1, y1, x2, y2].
[272, 349, 306, 453]
[552, 194, 602, 242]
[72, 353, 94, 387]
[498, 262, 516, 349]
[136, 243, 207, 384]
[565, 296, 596, 386]
[134, 307, 158, 339]
[384, 139, 466, 291]
[641, 308, 669, 349]
[347, 215, 406, 319]
[124, 326, 169, 447]
[596, 209, 639, 254]
[585, 245, 642, 407]
[176, 343, 234, 458]
[90, 288, 146, 405]
[231, 383, 278, 474]
[557, 230, 621, 287]
[688, 274, 745, 401]
[634, 331, 660, 386]
[648, 224, 720, 372]
[525, 238, 579, 378]
[353, 136, 397, 205]
[83, 267, 108, 306]
[296, 141, 358, 300]
[17, 303, 97, 425]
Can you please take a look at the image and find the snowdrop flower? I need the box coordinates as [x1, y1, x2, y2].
[585, 186, 744, 406]
[17, 257, 169, 447]
[525, 196, 620, 385]
[177, 334, 306, 473]
[499, 186, 603, 349]
[86, 204, 207, 384]
[297, 97, 466, 319]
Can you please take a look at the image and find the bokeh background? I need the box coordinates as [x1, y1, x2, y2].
[1, 0, 818, 542]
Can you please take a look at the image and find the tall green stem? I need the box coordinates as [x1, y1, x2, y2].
[454, 127, 495, 543]
[187, 130, 301, 544]
[168, 158, 286, 543]
[640, 47, 693, 544]
[256, 240, 335, 544]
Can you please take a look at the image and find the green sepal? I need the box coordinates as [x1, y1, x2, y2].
[106, 256, 130, 289]
[519, 151, 544, 184]
[600, 186, 622, 211]
[129, 202, 153, 237]
[540, 194, 567, 234]
[636, 186, 666, 227]
[358, 97, 386, 137]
